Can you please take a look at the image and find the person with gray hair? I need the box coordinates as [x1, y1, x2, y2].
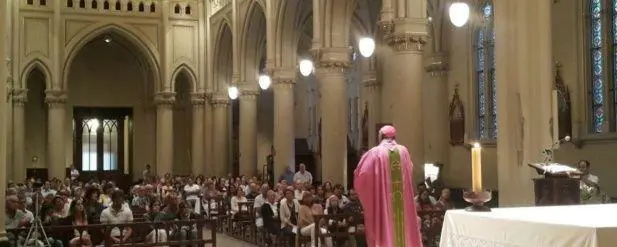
[260, 190, 280, 244]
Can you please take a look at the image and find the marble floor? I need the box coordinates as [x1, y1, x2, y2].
[204, 230, 257, 247]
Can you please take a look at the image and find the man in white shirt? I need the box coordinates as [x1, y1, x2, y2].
[70, 165, 80, 181]
[100, 190, 133, 244]
[253, 184, 269, 227]
[183, 178, 201, 213]
[325, 184, 350, 208]
[41, 182, 57, 198]
[293, 163, 313, 185]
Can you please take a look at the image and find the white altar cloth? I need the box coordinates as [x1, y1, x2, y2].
[440, 204, 617, 247]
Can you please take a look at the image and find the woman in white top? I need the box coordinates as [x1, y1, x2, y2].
[230, 188, 248, 215]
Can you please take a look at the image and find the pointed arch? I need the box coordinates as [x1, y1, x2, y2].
[62, 23, 160, 91]
[240, 0, 267, 84]
[213, 20, 233, 92]
[170, 64, 198, 92]
[21, 59, 53, 90]
[273, 0, 309, 69]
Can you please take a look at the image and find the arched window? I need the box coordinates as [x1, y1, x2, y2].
[174, 4, 181, 14]
[475, 1, 496, 141]
[138, 2, 144, 12]
[185, 5, 191, 15]
[103, 0, 109, 10]
[91, 0, 97, 9]
[586, 0, 617, 133]
[127, 1, 133, 11]
[149, 2, 155, 12]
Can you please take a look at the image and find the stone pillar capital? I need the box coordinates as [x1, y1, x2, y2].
[315, 60, 349, 75]
[154, 92, 176, 108]
[239, 89, 260, 100]
[425, 54, 449, 77]
[273, 78, 295, 89]
[45, 90, 67, 107]
[11, 88, 27, 106]
[210, 94, 231, 107]
[385, 32, 429, 53]
[190, 92, 206, 108]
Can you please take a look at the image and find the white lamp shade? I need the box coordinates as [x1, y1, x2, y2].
[358, 37, 375, 58]
[258, 74, 271, 90]
[228, 86, 239, 100]
[299, 59, 314, 77]
[449, 2, 470, 27]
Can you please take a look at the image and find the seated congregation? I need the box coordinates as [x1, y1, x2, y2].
[4, 170, 455, 247]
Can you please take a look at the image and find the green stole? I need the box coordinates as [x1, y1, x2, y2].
[389, 149, 406, 247]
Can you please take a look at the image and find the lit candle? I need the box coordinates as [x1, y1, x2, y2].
[471, 143, 483, 192]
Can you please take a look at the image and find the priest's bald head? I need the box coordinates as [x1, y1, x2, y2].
[378, 125, 396, 141]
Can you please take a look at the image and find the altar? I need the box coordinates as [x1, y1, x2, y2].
[440, 204, 617, 247]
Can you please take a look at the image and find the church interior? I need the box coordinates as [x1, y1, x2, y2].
[0, 0, 616, 246]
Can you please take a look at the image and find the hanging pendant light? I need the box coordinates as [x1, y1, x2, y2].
[299, 59, 314, 77]
[449, 2, 470, 27]
[228, 85, 239, 100]
[358, 37, 375, 58]
[258, 74, 271, 90]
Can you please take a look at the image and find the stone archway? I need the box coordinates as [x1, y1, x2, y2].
[65, 29, 158, 182]
[238, 1, 268, 176]
[172, 68, 193, 175]
[14, 60, 53, 181]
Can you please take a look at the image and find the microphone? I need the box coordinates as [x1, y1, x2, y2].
[552, 135, 571, 146]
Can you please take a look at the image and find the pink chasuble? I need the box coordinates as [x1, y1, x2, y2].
[354, 140, 423, 247]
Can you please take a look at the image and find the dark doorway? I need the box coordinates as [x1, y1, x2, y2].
[73, 107, 133, 185]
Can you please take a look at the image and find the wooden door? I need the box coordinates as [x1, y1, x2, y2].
[73, 107, 132, 185]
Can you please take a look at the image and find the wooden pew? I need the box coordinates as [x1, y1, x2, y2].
[312, 213, 365, 247]
[7, 218, 216, 247]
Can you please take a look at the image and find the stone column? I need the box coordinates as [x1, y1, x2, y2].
[191, 93, 205, 175]
[495, 0, 553, 206]
[424, 54, 449, 164]
[273, 76, 295, 181]
[11, 89, 26, 180]
[155, 92, 175, 176]
[383, 20, 428, 182]
[203, 92, 214, 175]
[239, 88, 259, 176]
[211, 95, 230, 176]
[362, 77, 380, 147]
[0, 0, 9, 242]
[45, 90, 67, 180]
[316, 59, 348, 185]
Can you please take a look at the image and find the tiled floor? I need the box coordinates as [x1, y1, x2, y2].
[204, 230, 257, 247]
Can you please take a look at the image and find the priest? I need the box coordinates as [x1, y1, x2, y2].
[354, 125, 422, 247]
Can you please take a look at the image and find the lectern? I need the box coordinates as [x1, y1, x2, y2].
[529, 163, 581, 206]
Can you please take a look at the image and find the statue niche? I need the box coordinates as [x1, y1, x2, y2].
[554, 63, 572, 139]
[449, 86, 465, 145]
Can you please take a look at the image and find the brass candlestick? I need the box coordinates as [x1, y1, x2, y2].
[463, 189, 492, 212]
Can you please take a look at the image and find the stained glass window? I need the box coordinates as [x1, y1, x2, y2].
[585, 0, 617, 133]
[102, 119, 119, 171]
[475, 2, 497, 140]
[81, 119, 98, 171]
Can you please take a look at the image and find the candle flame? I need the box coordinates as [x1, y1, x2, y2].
[473, 143, 481, 148]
